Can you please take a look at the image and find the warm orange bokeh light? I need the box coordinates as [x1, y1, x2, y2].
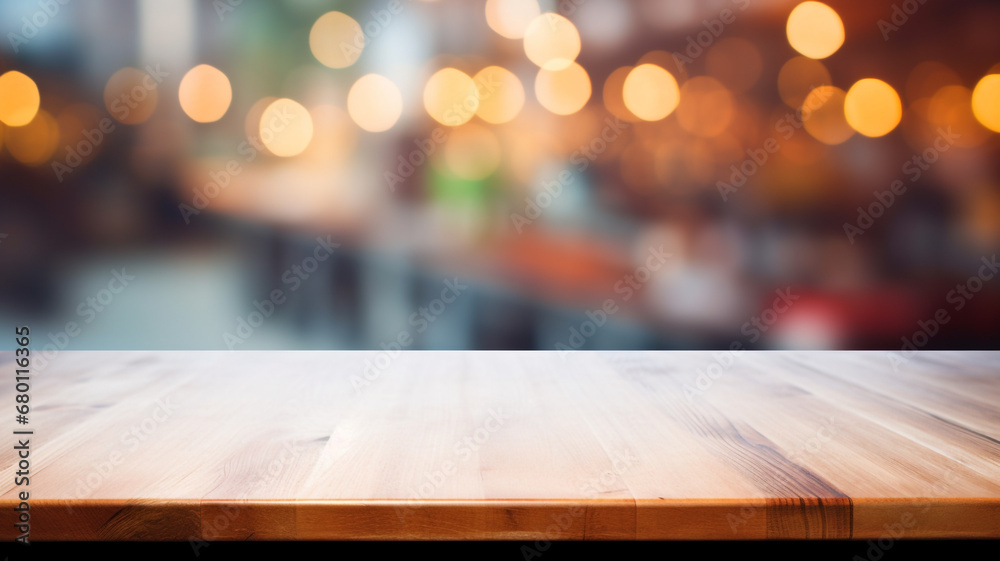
[778, 57, 832, 108]
[534, 61, 591, 116]
[971, 74, 1000, 133]
[104, 67, 160, 125]
[5, 109, 59, 165]
[623, 64, 680, 122]
[309, 12, 364, 69]
[245, 97, 278, 146]
[786, 2, 844, 59]
[603, 66, 640, 122]
[348, 74, 403, 132]
[523, 13, 580, 71]
[0, 71, 41, 127]
[473, 66, 525, 124]
[677, 76, 733, 137]
[926, 85, 991, 147]
[485, 0, 540, 40]
[802, 86, 854, 145]
[844, 78, 902, 137]
[425, 68, 480, 126]
[179, 64, 232, 123]
[259, 98, 314, 157]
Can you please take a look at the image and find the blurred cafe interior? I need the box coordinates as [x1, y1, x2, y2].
[1, 0, 999, 352]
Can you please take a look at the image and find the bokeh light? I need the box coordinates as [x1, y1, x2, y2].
[245, 96, 278, 146]
[971, 74, 1000, 133]
[443, 123, 502, 180]
[104, 67, 160, 125]
[259, 98, 314, 157]
[309, 12, 364, 69]
[534, 61, 591, 116]
[603, 66, 640, 122]
[676, 76, 733, 137]
[523, 13, 581, 71]
[786, 2, 844, 59]
[844, 78, 902, 137]
[623, 64, 680, 122]
[0, 71, 41, 127]
[5, 109, 59, 165]
[926, 85, 991, 147]
[178, 64, 232, 123]
[485, 0, 540, 40]
[424, 68, 480, 126]
[778, 56, 832, 108]
[473, 66, 525, 124]
[802, 86, 854, 145]
[348, 74, 403, 132]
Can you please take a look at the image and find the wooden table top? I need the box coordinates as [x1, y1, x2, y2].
[2, 350, 998, 541]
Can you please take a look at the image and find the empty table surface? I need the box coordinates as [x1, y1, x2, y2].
[1, 350, 998, 540]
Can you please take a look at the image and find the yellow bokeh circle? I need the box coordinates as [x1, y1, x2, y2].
[971, 74, 1000, 133]
[844, 78, 902, 137]
[179, 64, 232, 123]
[424, 68, 480, 126]
[0, 71, 40, 127]
[786, 2, 844, 59]
[623, 64, 680, 122]
[473, 66, 525, 124]
[534, 61, 591, 116]
[485, 0, 540, 40]
[259, 98, 314, 157]
[310, 12, 364, 69]
[348, 74, 403, 132]
[523, 13, 581, 71]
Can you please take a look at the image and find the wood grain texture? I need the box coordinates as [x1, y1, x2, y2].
[1, 350, 998, 541]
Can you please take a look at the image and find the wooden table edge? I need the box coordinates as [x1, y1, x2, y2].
[4, 498, 998, 540]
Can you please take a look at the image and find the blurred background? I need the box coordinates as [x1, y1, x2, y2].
[1, 0, 999, 352]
